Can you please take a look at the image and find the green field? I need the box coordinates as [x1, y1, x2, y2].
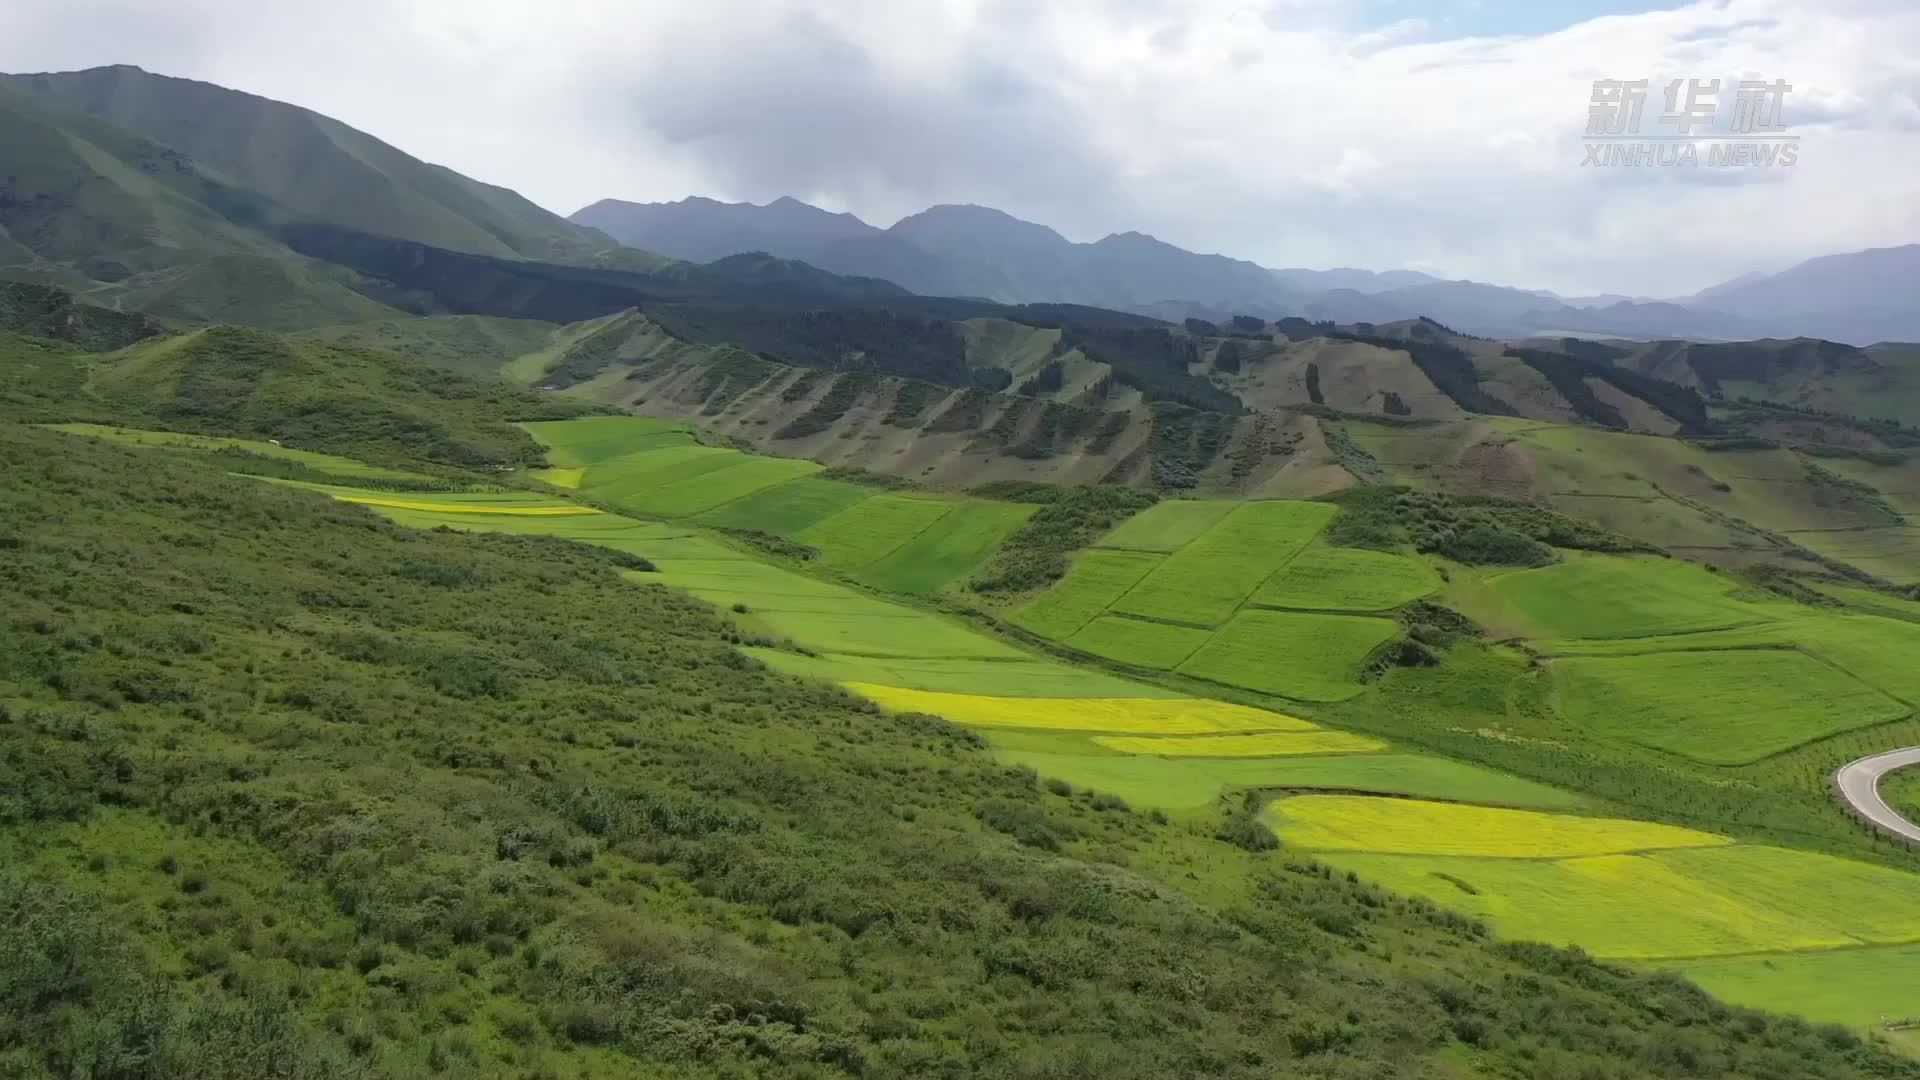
[1111, 501, 1338, 626]
[521, 421, 1039, 591]
[634, 455, 824, 516]
[1098, 499, 1239, 552]
[1013, 549, 1166, 639]
[1250, 546, 1440, 612]
[1317, 851, 1840, 960]
[1816, 582, 1920, 621]
[795, 494, 955, 569]
[580, 445, 741, 501]
[1553, 650, 1910, 763]
[1477, 555, 1763, 639]
[1789, 527, 1920, 585]
[695, 475, 876, 534]
[1064, 615, 1211, 669]
[1678, 945, 1920, 1027]
[991, 744, 1586, 811]
[747, 649, 1178, 699]
[518, 416, 694, 466]
[856, 500, 1037, 593]
[1178, 610, 1399, 701]
[1652, 845, 1920, 943]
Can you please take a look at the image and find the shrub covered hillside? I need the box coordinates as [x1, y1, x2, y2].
[0, 326, 606, 471]
[0, 426, 1913, 1078]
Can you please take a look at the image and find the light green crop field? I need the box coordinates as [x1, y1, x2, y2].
[1676, 944, 1920, 1027]
[1065, 615, 1211, 669]
[1012, 550, 1166, 639]
[1094, 731, 1386, 756]
[1316, 852, 1845, 960]
[1111, 501, 1338, 626]
[1652, 846, 1920, 944]
[42, 423, 438, 483]
[857, 500, 1038, 594]
[1553, 650, 1909, 764]
[990, 746, 1581, 811]
[1789, 527, 1920, 585]
[1478, 555, 1762, 639]
[1098, 500, 1239, 552]
[588, 446, 750, 503]
[746, 650, 1177, 699]
[795, 494, 954, 569]
[1178, 610, 1398, 701]
[518, 416, 693, 467]
[636, 456, 823, 517]
[695, 476, 876, 534]
[1250, 546, 1440, 612]
[1815, 582, 1920, 621]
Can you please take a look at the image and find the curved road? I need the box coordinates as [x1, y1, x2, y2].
[1834, 748, 1920, 845]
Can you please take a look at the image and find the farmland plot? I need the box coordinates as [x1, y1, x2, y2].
[845, 686, 1310, 734]
[1013, 550, 1165, 639]
[1553, 650, 1908, 763]
[1110, 501, 1337, 626]
[795, 494, 954, 568]
[694, 476, 876, 534]
[1064, 615, 1211, 669]
[1267, 795, 1728, 857]
[1097, 500, 1238, 552]
[1250, 547, 1440, 612]
[858, 500, 1037, 594]
[1177, 610, 1398, 701]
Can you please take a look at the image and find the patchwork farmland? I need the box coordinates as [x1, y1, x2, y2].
[53, 418, 1920, 1044]
[1014, 498, 1439, 701]
[521, 417, 1036, 595]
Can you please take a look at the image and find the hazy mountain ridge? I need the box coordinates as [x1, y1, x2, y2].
[573, 195, 1920, 346]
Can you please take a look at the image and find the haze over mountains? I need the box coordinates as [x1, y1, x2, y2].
[575, 196, 1920, 347]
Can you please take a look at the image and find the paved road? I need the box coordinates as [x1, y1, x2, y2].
[1834, 748, 1920, 845]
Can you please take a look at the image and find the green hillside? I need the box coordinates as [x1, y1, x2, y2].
[0, 66, 618, 264]
[10, 350, 1915, 1077]
[0, 86, 399, 329]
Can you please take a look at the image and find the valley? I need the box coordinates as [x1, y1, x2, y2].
[3, 54, 1920, 1079]
[40, 407, 1920, 1049]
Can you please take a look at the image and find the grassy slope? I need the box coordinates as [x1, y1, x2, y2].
[0, 66, 614, 264]
[2, 325, 603, 470]
[13, 425, 1907, 1077]
[0, 88, 399, 330]
[294, 315, 563, 380]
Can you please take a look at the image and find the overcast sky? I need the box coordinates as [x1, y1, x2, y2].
[3, 0, 1916, 295]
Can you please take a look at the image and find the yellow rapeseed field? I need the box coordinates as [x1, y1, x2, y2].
[1093, 731, 1384, 757]
[1269, 795, 1731, 857]
[333, 494, 602, 516]
[844, 684, 1312, 734]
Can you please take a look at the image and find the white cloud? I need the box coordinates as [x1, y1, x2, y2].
[0, 0, 1915, 294]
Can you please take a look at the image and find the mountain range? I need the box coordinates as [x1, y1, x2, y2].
[574, 196, 1920, 346]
